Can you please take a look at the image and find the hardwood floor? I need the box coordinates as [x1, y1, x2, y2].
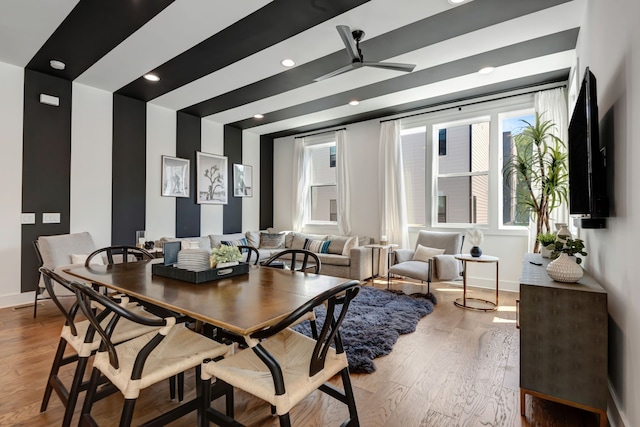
[0, 279, 602, 426]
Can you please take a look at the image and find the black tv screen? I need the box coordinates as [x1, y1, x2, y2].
[568, 67, 609, 226]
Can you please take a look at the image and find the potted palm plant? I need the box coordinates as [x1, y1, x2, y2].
[503, 113, 569, 253]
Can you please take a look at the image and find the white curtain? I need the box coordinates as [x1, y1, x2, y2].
[335, 129, 351, 235]
[378, 120, 409, 249]
[292, 137, 309, 232]
[535, 87, 569, 229]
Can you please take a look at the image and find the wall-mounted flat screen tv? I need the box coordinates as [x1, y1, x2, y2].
[568, 67, 609, 228]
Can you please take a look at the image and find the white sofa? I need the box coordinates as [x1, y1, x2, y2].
[158, 231, 376, 282]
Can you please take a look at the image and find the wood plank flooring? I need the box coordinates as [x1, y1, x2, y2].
[0, 279, 603, 426]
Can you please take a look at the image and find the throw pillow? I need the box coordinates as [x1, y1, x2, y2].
[71, 253, 104, 265]
[342, 235, 359, 256]
[412, 245, 445, 263]
[260, 233, 286, 249]
[181, 239, 200, 250]
[304, 238, 331, 254]
[221, 237, 248, 253]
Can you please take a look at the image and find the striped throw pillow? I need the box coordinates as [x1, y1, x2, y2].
[221, 237, 248, 253]
[303, 238, 331, 254]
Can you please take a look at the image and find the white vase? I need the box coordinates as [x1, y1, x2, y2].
[555, 223, 571, 244]
[546, 253, 583, 283]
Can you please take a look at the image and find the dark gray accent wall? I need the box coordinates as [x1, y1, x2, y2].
[21, 69, 72, 292]
[260, 136, 274, 230]
[112, 94, 146, 245]
[224, 125, 243, 234]
[176, 112, 201, 238]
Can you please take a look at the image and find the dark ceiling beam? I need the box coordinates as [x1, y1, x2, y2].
[230, 29, 578, 130]
[181, 0, 572, 118]
[116, 0, 370, 101]
[26, 0, 175, 81]
[262, 69, 570, 139]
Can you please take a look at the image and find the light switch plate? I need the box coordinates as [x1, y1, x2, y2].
[42, 212, 61, 224]
[21, 213, 36, 224]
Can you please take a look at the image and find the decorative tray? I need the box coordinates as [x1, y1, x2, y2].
[152, 262, 249, 284]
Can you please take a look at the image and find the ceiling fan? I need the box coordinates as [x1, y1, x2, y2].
[314, 25, 416, 82]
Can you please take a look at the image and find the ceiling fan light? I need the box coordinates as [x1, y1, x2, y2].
[281, 59, 295, 67]
[478, 66, 495, 74]
[144, 73, 160, 82]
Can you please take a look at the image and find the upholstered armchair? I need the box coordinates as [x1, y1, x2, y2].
[387, 230, 464, 295]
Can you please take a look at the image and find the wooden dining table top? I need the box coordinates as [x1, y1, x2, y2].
[66, 260, 352, 336]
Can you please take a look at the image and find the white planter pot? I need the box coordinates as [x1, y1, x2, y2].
[546, 253, 583, 283]
[539, 246, 552, 258]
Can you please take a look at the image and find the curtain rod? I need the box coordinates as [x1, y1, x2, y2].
[380, 82, 567, 123]
[296, 127, 346, 139]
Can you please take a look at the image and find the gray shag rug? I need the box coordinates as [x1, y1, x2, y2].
[292, 286, 436, 374]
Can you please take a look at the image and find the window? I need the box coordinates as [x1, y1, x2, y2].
[400, 127, 426, 226]
[398, 92, 536, 231]
[501, 110, 535, 226]
[308, 141, 337, 223]
[434, 119, 490, 225]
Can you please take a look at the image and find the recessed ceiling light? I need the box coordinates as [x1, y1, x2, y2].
[49, 60, 65, 70]
[349, 100, 360, 106]
[478, 66, 495, 74]
[281, 59, 295, 67]
[253, 114, 264, 119]
[448, 0, 466, 4]
[143, 73, 160, 82]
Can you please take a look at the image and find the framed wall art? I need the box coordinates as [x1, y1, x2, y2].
[196, 151, 228, 204]
[161, 155, 190, 197]
[233, 164, 253, 197]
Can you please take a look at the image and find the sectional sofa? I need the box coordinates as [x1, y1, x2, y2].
[158, 231, 376, 282]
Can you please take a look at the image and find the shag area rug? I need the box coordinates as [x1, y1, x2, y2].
[292, 286, 436, 374]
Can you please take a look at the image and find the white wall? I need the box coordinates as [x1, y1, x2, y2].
[0, 62, 27, 306]
[70, 83, 112, 248]
[574, 1, 640, 425]
[146, 104, 177, 242]
[242, 131, 260, 231]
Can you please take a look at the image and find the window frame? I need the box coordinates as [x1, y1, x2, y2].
[304, 137, 337, 226]
[399, 92, 536, 235]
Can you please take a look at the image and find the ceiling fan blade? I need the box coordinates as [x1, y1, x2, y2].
[314, 63, 357, 82]
[336, 25, 359, 61]
[362, 62, 416, 73]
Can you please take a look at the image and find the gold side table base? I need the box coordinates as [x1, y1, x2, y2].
[454, 297, 497, 311]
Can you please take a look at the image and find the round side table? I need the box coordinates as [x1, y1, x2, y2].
[453, 254, 499, 311]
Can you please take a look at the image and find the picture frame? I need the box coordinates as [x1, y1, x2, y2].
[196, 151, 228, 204]
[233, 164, 253, 197]
[161, 155, 190, 197]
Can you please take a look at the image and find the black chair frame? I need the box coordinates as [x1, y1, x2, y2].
[72, 281, 231, 427]
[201, 280, 361, 427]
[262, 249, 321, 274]
[237, 245, 260, 265]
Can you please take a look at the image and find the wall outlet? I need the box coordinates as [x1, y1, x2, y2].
[21, 213, 36, 224]
[42, 212, 61, 224]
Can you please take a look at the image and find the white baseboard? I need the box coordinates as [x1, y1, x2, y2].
[0, 291, 35, 309]
[608, 380, 630, 427]
[463, 276, 520, 293]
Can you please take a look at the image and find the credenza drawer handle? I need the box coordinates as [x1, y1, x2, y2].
[516, 299, 520, 329]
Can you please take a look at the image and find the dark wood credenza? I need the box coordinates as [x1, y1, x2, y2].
[519, 253, 608, 427]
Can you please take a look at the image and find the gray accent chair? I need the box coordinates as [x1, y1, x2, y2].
[387, 230, 464, 295]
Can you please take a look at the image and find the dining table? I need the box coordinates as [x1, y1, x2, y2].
[66, 259, 353, 336]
